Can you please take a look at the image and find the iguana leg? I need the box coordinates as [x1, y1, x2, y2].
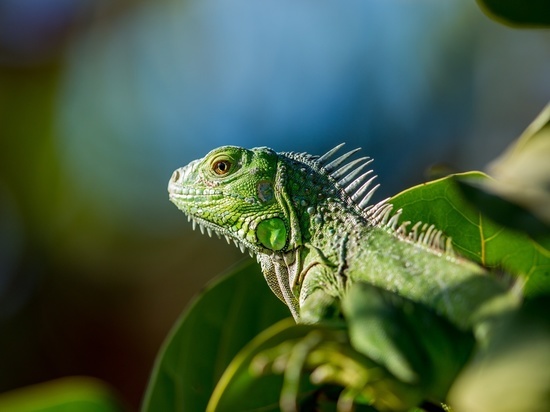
[298, 263, 343, 324]
[300, 288, 340, 324]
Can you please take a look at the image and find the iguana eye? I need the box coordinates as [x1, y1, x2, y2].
[212, 159, 232, 175]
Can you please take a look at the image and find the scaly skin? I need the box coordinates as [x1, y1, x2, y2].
[167, 145, 517, 331]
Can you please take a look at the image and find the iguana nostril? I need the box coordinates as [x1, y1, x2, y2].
[172, 170, 181, 183]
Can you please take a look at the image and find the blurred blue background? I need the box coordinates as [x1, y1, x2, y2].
[0, 0, 549, 408]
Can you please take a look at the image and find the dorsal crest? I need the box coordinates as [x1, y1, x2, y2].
[281, 143, 383, 218]
[281, 143, 452, 254]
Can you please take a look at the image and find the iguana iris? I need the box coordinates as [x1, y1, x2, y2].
[167, 144, 521, 409]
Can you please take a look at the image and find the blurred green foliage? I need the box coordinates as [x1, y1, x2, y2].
[476, 0, 550, 26]
[0, 377, 122, 412]
[141, 261, 289, 412]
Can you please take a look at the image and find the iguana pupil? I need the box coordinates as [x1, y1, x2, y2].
[256, 218, 287, 251]
[213, 160, 231, 175]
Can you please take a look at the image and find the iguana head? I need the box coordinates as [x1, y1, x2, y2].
[169, 144, 391, 319]
[168, 146, 298, 254]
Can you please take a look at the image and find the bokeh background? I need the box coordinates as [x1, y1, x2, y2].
[0, 0, 549, 409]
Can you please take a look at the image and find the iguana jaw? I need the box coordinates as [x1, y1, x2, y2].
[168, 190, 260, 255]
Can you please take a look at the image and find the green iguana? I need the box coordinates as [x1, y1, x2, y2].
[167, 144, 522, 410]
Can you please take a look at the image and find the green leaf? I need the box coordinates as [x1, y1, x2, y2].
[454, 179, 550, 244]
[487, 103, 550, 225]
[389, 172, 550, 297]
[141, 261, 290, 412]
[476, 0, 550, 27]
[0, 377, 122, 412]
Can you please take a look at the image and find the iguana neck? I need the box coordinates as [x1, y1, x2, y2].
[277, 152, 370, 250]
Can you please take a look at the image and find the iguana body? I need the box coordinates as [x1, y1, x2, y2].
[167, 144, 526, 410]
[168, 145, 516, 331]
